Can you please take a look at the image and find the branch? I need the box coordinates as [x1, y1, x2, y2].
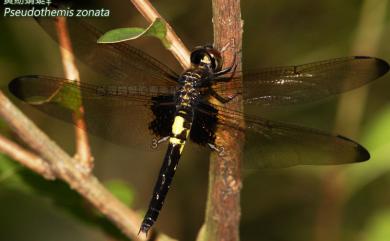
[0, 91, 177, 241]
[203, 1, 244, 241]
[130, 0, 191, 68]
[55, 17, 93, 171]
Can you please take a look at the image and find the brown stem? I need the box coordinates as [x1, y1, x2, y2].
[0, 134, 55, 180]
[130, 0, 191, 68]
[55, 17, 93, 171]
[0, 91, 178, 241]
[203, 1, 244, 241]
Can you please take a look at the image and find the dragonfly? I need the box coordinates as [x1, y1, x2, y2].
[8, 17, 389, 234]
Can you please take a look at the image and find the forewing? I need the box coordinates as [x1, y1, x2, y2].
[8, 75, 176, 147]
[35, 17, 179, 85]
[198, 104, 369, 169]
[214, 56, 389, 105]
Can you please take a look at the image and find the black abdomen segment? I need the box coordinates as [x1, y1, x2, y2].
[144, 100, 218, 235]
[139, 142, 183, 234]
[141, 108, 191, 234]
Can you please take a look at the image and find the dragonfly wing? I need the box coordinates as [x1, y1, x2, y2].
[35, 17, 179, 85]
[241, 117, 369, 169]
[9, 75, 176, 147]
[195, 103, 369, 169]
[213, 56, 389, 106]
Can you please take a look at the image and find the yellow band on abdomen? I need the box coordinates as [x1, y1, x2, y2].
[170, 115, 190, 154]
[169, 137, 185, 145]
[169, 137, 186, 154]
[172, 116, 186, 136]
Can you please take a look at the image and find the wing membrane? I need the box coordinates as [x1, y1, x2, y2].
[9, 75, 176, 147]
[12, 16, 182, 146]
[214, 56, 389, 105]
[35, 17, 179, 85]
[197, 103, 369, 169]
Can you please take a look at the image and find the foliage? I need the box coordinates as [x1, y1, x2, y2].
[97, 18, 170, 48]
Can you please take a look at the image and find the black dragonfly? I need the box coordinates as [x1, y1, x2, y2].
[8, 17, 389, 234]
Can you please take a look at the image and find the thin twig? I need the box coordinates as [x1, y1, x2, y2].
[203, 1, 244, 241]
[130, 0, 191, 68]
[0, 134, 55, 180]
[55, 17, 93, 172]
[0, 91, 179, 241]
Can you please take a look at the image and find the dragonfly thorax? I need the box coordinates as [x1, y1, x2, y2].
[175, 78, 200, 110]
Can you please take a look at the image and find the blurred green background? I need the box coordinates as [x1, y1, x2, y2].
[1, 0, 390, 241]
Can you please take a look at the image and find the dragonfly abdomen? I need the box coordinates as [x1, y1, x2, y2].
[140, 77, 199, 234]
[139, 140, 184, 234]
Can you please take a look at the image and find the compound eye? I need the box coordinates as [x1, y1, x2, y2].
[190, 46, 223, 71]
[205, 47, 222, 71]
[190, 48, 208, 65]
[208, 53, 220, 71]
[209, 54, 222, 72]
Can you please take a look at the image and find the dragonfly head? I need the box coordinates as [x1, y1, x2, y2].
[190, 45, 223, 72]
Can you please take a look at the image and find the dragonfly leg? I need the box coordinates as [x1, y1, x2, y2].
[214, 52, 237, 77]
[208, 143, 225, 157]
[209, 87, 237, 103]
[151, 136, 170, 149]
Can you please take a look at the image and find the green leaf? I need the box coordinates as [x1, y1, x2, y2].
[51, 83, 82, 112]
[9, 76, 82, 112]
[97, 18, 170, 48]
[105, 180, 135, 207]
[25, 83, 82, 113]
[28, 83, 82, 112]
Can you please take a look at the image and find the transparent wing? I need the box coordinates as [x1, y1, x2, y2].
[9, 75, 177, 147]
[35, 17, 179, 85]
[196, 103, 369, 169]
[213, 56, 389, 105]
